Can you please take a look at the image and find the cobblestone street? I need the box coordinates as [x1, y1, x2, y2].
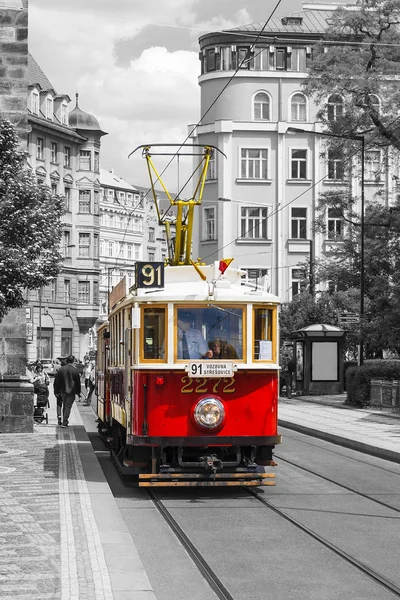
[0, 408, 113, 600]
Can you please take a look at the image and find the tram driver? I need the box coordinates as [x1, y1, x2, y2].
[177, 310, 213, 360]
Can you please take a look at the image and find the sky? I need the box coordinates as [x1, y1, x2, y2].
[29, 0, 306, 191]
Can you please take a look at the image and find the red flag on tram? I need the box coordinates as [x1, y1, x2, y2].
[219, 258, 233, 274]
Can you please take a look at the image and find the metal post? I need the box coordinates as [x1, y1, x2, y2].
[358, 137, 365, 367]
[37, 286, 42, 360]
[309, 238, 315, 298]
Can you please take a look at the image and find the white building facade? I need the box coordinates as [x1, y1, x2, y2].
[191, 2, 394, 302]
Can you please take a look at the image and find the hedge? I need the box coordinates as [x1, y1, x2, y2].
[346, 360, 400, 407]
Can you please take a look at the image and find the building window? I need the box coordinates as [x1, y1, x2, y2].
[63, 230, 71, 257]
[206, 150, 216, 180]
[93, 234, 99, 259]
[78, 281, 90, 304]
[94, 190, 99, 215]
[148, 251, 155, 261]
[328, 208, 343, 240]
[36, 137, 44, 160]
[32, 92, 39, 115]
[149, 227, 155, 242]
[61, 329, 72, 356]
[327, 94, 343, 121]
[291, 207, 307, 239]
[61, 104, 68, 125]
[291, 93, 307, 121]
[241, 268, 268, 284]
[240, 207, 268, 240]
[134, 244, 140, 260]
[78, 233, 90, 257]
[240, 148, 268, 179]
[203, 207, 216, 241]
[118, 242, 125, 258]
[64, 280, 70, 303]
[51, 182, 57, 195]
[292, 268, 306, 298]
[327, 149, 344, 180]
[64, 187, 71, 212]
[253, 47, 270, 70]
[291, 149, 307, 179]
[254, 92, 270, 120]
[79, 190, 91, 213]
[275, 47, 288, 70]
[127, 244, 133, 259]
[290, 47, 307, 72]
[365, 150, 382, 182]
[205, 48, 216, 71]
[79, 150, 91, 170]
[49, 279, 56, 301]
[51, 142, 58, 163]
[93, 281, 99, 305]
[46, 98, 53, 120]
[64, 146, 71, 168]
[94, 151, 99, 172]
[108, 241, 114, 257]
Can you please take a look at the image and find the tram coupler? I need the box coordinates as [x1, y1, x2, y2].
[200, 454, 222, 473]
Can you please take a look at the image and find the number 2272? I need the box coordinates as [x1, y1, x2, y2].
[180, 376, 235, 394]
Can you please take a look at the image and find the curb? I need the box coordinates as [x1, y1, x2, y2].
[278, 419, 400, 465]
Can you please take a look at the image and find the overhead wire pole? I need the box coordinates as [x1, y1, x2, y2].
[287, 127, 365, 365]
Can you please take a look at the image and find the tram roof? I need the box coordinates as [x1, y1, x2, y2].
[130, 264, 280, 304]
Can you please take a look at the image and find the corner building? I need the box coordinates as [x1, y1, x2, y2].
[26, 54, 107, 361]
[191, 1, 394, 301]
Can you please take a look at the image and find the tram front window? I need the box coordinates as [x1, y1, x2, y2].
[143, 307, 166, 360]
[254, 307, 275, 361]
[176, 306, 243, 360]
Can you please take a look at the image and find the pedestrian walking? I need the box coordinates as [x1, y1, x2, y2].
[84, 360, 96, 406]
[53, 355, 81, 427]
[280, 349, 295, 399]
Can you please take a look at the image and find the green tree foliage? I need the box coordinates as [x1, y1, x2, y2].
[279, 289, 361, 357]
[304, 0, 400, 149]
[0, 119, 64, 323]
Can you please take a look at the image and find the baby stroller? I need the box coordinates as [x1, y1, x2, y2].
[33, 381, 50, 424]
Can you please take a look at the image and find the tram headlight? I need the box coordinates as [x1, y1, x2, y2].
[194, 397, 225, 430]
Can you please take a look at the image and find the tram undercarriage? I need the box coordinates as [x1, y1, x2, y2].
[104, 419, 277, 487]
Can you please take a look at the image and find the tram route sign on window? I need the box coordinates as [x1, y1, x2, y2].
[187, 362, 234, 378]
[135, 262, 164, 289]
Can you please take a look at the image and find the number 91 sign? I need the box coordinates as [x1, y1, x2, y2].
[135, 262, 164, 289]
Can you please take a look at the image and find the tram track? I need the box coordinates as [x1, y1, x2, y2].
[275, 453, 400, 514]
[248, 487, 400, 599]
[148, 480, 400, 600]
[146, 488, 235, 600]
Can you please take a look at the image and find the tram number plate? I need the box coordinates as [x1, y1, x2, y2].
[188, 362, 233, 378]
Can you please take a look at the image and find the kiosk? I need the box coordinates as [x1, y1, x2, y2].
[292, 324, 345, 395]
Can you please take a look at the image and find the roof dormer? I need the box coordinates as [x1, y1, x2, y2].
[281, 16, 303, 26]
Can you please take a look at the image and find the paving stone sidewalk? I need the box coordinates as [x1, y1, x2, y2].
[0, 395, 156, 600]
[279, 393, 400, 463]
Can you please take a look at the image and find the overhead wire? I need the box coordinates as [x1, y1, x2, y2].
[201, 112, 400, 263]
[136, 0, 284, 218]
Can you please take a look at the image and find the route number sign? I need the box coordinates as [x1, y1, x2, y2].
[187, 362, 234, 378]
[135, 262, 164, 289]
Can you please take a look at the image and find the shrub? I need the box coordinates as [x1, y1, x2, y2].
[346, 360, 400, 406]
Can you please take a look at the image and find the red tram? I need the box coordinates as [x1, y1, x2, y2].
[95, 145, 281, 487]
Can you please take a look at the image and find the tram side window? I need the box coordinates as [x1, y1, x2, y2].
[143, 308, 166, 361]
[176, 306, 243, 360]
[254, 307, 275, 361]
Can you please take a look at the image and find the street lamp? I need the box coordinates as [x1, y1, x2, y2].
[287, 127, 365, 365]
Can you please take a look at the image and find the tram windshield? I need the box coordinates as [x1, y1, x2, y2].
[177, 306, 243, 360]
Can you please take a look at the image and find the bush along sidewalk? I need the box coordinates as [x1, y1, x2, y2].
[346, 360, 400, 407]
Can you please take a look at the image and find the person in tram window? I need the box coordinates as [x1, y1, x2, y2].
[208, 338, 238, 360]
[177, 310, 213, 359]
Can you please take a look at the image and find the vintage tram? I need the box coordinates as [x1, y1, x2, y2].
[95, 145, 281, 487]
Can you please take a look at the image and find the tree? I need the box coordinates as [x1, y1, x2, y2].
[304, 0, 400, 150]
[279, 289, 361, 358]
[0, 119, 64, 323]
